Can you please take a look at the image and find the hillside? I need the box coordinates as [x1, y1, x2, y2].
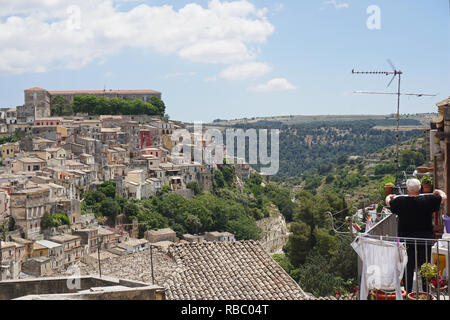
[203, 117, 426, 178]
[208, 113, 436, 126]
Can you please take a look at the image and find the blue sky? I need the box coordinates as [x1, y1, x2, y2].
[0, 0, 448, 122]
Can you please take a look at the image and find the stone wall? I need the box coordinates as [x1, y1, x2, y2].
[0, 276, 165, 300]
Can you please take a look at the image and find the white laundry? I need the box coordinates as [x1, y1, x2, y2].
[352, 237, 408, 300]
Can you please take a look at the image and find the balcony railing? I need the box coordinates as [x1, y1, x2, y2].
[356, 212, 450, 300]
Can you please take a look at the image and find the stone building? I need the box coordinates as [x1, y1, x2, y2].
[144, 228, 177, 243]
[0, 189, 10, 222]
[23, 87, 51, 120]
[427, 96, 450, 235]
[204, 231, 235, 242]
[48, 234, 83, 267]
[10, 186, 51, 240]
[34, 240, 64, 270]
[72, 228, 99, 254]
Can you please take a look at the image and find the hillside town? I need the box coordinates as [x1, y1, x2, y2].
[0, 87, 258, 281]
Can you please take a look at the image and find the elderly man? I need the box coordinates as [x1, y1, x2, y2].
[386, 178, 447, 293]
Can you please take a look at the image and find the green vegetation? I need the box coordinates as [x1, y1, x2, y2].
[51, 95, 74, 116]
[41, 212, 71, 230]
[0, 131, 23, 145]
[227, 119, 423, 178]
[80, 167, 296, 241]
[70, 95, 165, 116]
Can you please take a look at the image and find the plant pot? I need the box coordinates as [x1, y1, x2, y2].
[385, 185, 394, 195]
[417, 167, 429, 173]
[422, 184, 433, 193]
[370, 289, 406, 300]
[407, 292, 435, 300]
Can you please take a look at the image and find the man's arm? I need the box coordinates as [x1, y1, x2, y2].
[385, 194, 395, 207]
[433, 189, 447, 203]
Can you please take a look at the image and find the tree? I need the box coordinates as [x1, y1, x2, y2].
[298, 252, 337, 297]
[186, 181, 201, 195]
[284, 221, 311, 266]
[99, 198, 121, 220]
[150, 96, 166, 115]
[7, 217, 15, 231]
[185, 214, 202, 234]
[41, 212, 53, 230]
[123, 201, 140, 219]
[213, 170, 226, 189]
[98, 181, 116, 199]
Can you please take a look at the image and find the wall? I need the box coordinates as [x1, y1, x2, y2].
[0, 276, 165, 300]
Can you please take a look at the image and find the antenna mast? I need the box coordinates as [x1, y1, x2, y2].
[352, 60, 436, 186]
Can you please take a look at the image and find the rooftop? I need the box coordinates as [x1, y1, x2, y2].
[35, 240, 62, 249]
[146, 228, 175, 235]
[49, 234, 80, 243]
[76, 241, 306, 300]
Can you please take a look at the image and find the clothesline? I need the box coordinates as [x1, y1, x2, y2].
[361, 234, 450, 246]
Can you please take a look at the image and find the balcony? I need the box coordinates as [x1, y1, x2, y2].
[355, 212, 450, 300]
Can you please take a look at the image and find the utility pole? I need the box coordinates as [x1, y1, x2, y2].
[97, 238, 102, 278]
[0, 238, 2, 281]
[150, 245, 154, 285]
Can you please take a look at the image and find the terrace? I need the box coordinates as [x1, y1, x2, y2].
[353, 207, 450, 300]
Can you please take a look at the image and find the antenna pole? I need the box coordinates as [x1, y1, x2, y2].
[395, 72, 401, 184]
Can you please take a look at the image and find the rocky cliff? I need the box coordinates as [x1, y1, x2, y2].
[257, 205, 290, 254]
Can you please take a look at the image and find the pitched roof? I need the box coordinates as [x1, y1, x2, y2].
[164, 241, 305, 300]
[77, 240, 306, 300]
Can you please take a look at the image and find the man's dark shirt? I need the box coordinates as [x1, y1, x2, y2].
[389, 194, 442, 238]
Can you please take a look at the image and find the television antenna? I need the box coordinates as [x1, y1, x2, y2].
[352, 60, 436, 185]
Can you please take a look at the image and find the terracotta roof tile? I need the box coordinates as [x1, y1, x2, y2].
[74, 240, 306, 300]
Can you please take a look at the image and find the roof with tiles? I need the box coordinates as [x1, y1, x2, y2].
[164, 241, 306, 300]
[76, 240, 306, 300]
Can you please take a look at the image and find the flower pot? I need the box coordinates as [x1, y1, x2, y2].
[422, 184, 433, 193]
[407, 292, 435, 300]
[417, 167, 429, 173]
[370, 289, 406, 300]
[385, 185, 394, 195]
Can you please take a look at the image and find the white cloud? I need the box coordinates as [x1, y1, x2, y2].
[218, 62, 272, 80]
[322, 0, 349, 9]
[249, 78, 297, 92]
[0, 0, 275, 75]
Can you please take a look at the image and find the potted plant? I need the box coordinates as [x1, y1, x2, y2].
[383, 175, 396, 195]
[369, 289, 406, 300]
[384, 183, 395, 195]
[421, 175, 433, 193]
[430, 275, 448, 293]
[407, 263, 437, 300]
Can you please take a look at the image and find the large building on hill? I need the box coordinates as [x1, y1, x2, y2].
[20, 87, 162, 123]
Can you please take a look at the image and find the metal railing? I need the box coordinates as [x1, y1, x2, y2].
[356, 213, 450, 300]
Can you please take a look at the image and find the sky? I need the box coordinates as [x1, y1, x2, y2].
[0, 0, 448, 122]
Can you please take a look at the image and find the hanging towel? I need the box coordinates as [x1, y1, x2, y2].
[351, 237, 408, 300]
